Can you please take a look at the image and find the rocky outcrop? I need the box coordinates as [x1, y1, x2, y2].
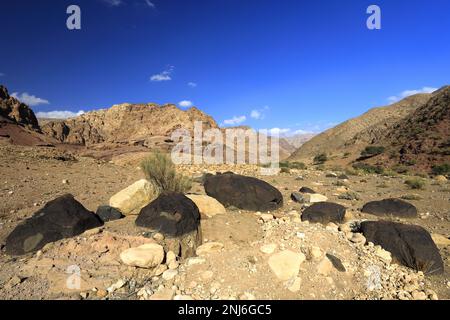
[41, 103, 219, 147]
[0, 85, 40, 131]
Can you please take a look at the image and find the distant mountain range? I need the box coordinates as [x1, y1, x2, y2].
[289, 85, 449, 173]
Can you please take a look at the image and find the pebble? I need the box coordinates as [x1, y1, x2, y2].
[162, 269, 178, 281]
[260, 213, 274, 222]
[260, 243, 277, 254]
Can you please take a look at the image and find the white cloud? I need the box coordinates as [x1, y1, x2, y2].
[144, 0, 155, 8]
[188, 82, 197, 88]
[250, 110, 262, 119]
[101, 0, 123, 6]
[250, 106, 269, 120]
[269, 128, 291, 136]
[178, 100, 193, 108]
[223, 115, 247, 126]
[387, 86, 438, 103]
[293, 129, 314, 135]
[11, 92, 50, 107]
[150, 66, 174, 82]
[36, 110, 85, 119]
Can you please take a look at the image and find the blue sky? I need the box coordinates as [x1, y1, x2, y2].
[0, 0, 449, 134]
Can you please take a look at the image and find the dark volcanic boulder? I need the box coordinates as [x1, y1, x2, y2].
[96, 205, 124, 222]
[136, 192, 200, 236]
[360, 221, 444, 275]
[299, 187, 316, 194]
[5, 194, 103, 256]
[301, 202, 346, 224]
[135, 192, 202, 258]
[362, 198, 417, 218]
[204, 173, 283, 211]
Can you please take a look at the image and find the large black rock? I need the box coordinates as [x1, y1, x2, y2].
[96, 205, 123, 222]
[301, 202, 346, 224]
[362, 198, 417, 218]
[204, 173, 283, 211]
[135, 192, 201, 237]
[5, 194, 103, 256]
[360, 221, 444, 275]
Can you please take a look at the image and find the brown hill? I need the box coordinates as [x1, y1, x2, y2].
[359, 85, 450, 172]
[288, 93, 432, 164]
[42, 103, 219, 147]
[0, 85, 56, 146]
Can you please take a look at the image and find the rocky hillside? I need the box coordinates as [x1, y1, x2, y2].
[42, 103, 219, 147]
[0, 85, 56, 146]
[288, 93, 432, 164]
[0, 85, 40, 131]
[359, 86, 450, 172]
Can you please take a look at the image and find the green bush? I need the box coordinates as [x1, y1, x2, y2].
[313, 153, 328, 164]
[352, 162, 384, 174]
[432, 163, 450, 176]
[280, 167, 290, 174]
[361, 146, 385, 157]
[404, 178, 426, 190]
[141, 152, 192, 193]
[280, 162, 306, 170]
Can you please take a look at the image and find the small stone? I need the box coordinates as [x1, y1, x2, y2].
[153, 264, 168, 276]
[260, 213, 274, 222]
[168, 261, 179, 270]
[107, 279, 126, 293]
[268, 250, 306, 281]
[149, 288, 174, 300]
[62, 179, 69, 185]
[186, 257, 206, 266]
[349, 233, 366, 245]
[162, 269, 178, 281]
[96, 289, 108, 298]
[196, 242, 224, 256]
[316, 257, 333, 276]
[80, 292, 89, 299]
[166, 251, 177, 264]
[153, 233, 165, 241]
[411, 290, 427, 300]
[120, 243, 164, 268]
[260, 244, 277, 254]
[375, 247, 392, 264]
[239, 292, 256, 300]
[307, 246, 323, 261]
[83, 227, 101, 237]
[287, 277, 302, 292]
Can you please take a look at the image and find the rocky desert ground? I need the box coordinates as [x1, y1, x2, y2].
[0, 143, 449, 301]
[1, 83, 449, 301]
